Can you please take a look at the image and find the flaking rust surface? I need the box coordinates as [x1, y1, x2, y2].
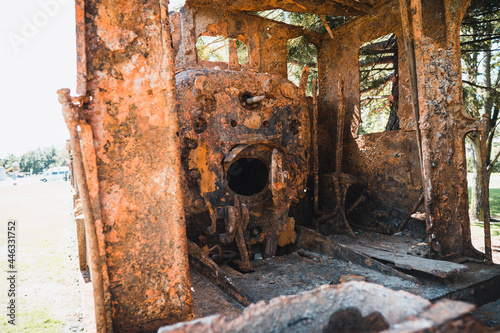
[176, 69, 310, 252]
[410, 0, 476, 258]
[82, 1, 192, 331]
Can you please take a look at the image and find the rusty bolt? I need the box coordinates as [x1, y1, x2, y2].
[194, 75, 211, 93]
[188, 169, 201, 179]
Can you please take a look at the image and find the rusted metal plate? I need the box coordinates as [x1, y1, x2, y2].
[185, 0, 385, 16]
[403, 0, 477, 258]
[342, 243, 468, 278]
[296, 227, 420, 283]
[74, 0, 193, 331]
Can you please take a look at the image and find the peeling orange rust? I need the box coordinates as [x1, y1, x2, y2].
[61, 0, 496, 330]
[67, 0, 193, 331]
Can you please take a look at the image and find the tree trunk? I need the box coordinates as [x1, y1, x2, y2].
[469, 133, 484, 221]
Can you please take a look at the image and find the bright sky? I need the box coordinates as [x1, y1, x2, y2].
[0, 0, 185, 159]
[0, 0, 76, 158]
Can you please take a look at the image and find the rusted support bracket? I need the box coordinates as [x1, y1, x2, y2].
[316, 172, 357, 237]
[295, 227, 420, 284]
[187, 241, 252, 307]
[398, 193, 425, 233]
[315, 78, 356, 237]
[218, 198, 253, 272]
[58, 89, 109, 333]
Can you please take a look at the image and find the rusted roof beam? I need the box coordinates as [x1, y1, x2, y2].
[186, 0, 364, 16]
[329, 0, 372, 13]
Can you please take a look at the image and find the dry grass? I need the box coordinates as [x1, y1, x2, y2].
[0, 178, 82, 332]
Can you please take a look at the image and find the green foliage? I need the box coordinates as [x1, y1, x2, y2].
[287, 36, 318, 96]
[196, 35, 229, 62]
[461, 0, 500, 217]
[0, 146, 68, 174]
[358, 34, 397, 134]
[196, 36, 249, 65]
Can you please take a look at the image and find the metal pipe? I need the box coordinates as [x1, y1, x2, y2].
[398, 193, 424, 233]
[245, 95, 266, 104]
[58, 89, 108, 333]
[335, 79, 346, 173]
[346, 195, 366, 215]
[481, 115, 493, 263]
[320, 15, 334, 39]
[312, 79, 321, 216]
[299, 66, 310, 94]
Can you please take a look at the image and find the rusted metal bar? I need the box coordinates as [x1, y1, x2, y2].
[75, 216, 88, 272]
[58, 89, 108, 333]
[346, 195, 365, 215]
[245, 95, 266, 104]
[187, 241, 251, 307]
[335, 79, 346, 173]
[398, 0, 424, 179]
[329, 0, 372, 13]
[312, 79, 321, 216]
[320, 15, 334, 39]
[295, 226, 419, 283]
[398, 193, 425, 233]
[480, 115, 493, 263]
[299, 66, 310, 94]
[229, 38, 239, 70]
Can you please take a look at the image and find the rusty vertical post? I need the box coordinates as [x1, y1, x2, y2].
[58, 89, 108, 333]
[299, 66, 310, 95]
[398, 0, 424, 176]
[229, 39, 239, 70]
[403, 0, 474, 257]
[336, 78, 345, 173]
[77, 0, 193, 331]
[312, 79, 320, 215]
[481, 115, 493, 263]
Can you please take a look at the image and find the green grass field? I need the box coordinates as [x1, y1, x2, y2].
[490, 173, 500, 218]
[469, 173, 500, 217]
[470, 173, 500, 238]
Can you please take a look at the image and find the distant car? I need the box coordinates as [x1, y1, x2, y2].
[40, 167, 70, 182]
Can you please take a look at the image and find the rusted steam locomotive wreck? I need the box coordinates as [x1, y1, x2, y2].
[59, 0, 500, 332]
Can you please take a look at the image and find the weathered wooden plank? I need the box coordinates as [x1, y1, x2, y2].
[295, 227, 420, 283]
[344, 243, 468, 278]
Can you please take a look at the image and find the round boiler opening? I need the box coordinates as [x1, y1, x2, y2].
[227, 158, 268, 196]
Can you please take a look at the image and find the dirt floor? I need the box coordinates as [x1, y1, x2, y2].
[0, 177, 83, 332]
